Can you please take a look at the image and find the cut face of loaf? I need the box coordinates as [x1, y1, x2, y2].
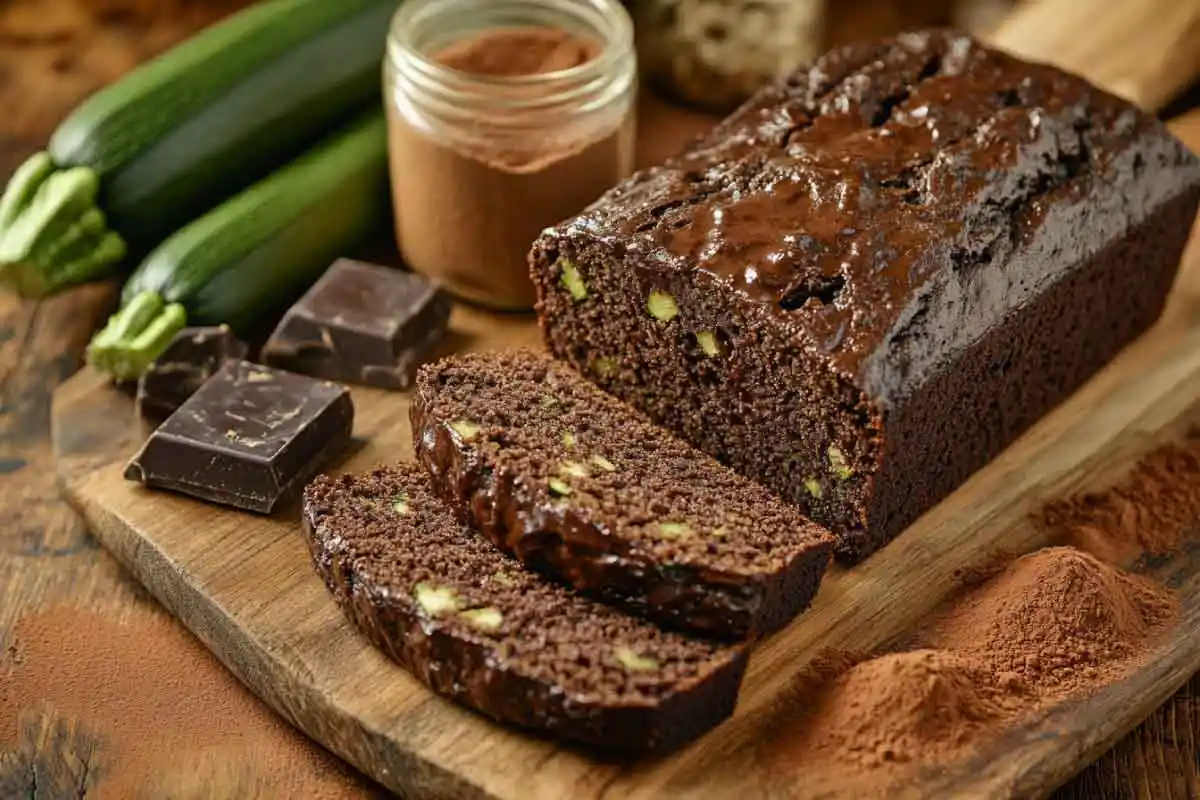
[531, 28, 1200, 562]
[410, 350, 834, 640]
[302, 463, 747, 752]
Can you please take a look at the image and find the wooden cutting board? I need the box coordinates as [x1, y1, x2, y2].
[50, 1, 1200, 797]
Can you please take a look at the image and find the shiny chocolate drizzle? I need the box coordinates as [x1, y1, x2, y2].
[558, 30, 1199, 403]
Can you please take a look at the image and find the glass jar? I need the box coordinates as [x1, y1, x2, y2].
[384, 0, 638, 310]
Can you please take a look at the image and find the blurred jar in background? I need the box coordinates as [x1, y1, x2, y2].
[630, 0, 1014, 113]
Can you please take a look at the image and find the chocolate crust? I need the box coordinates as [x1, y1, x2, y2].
[411, 351, 834, 640]
[302, 464, 747, 751]
[530, 28, 1200, 561]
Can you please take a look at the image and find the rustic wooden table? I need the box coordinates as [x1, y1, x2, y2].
[0, 2, 1198, 798]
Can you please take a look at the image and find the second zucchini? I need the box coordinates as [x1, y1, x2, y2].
[87, 111, 390, 382]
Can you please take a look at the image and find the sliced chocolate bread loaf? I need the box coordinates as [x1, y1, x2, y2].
[530, 29, 1200, 562]
[302, 464, 747, 751]
[411, 350, 835, 640]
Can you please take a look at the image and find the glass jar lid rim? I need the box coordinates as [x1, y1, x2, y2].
[386, 0, 635, 91]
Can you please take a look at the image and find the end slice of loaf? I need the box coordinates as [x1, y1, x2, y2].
[411, 350, 835, 640]
[302, 463, 747, 752]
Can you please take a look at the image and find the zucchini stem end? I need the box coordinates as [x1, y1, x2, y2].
[0, 152, 127, 298]
[87, 291, 187, 382]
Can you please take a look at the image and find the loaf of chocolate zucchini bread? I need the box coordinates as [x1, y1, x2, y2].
[302, 463, 746, 751]
[411, 350, 834, 640]
[531, 29, 1200, 562]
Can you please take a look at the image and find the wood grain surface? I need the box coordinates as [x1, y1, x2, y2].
[988, 0, 1200, 111]
[48, 116, 1200, 800]
[48, 168, 1200, 797]
[2, 0, 1200, 798]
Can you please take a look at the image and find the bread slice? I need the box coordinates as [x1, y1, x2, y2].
[411, 350, 835, 640]
[302, 463, 747, 751]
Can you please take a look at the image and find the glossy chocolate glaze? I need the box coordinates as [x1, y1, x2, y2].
[556, 29, 1200, 404]
[411, 399, 783, 639]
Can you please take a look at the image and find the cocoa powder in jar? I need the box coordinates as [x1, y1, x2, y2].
[386, 5, 637, 310]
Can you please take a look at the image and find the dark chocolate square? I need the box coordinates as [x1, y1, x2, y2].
[135, 325, 249, 421]
[261, 259, 452, 390]
[125, 360, 354, 513]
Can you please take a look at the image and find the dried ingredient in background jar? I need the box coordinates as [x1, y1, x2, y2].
[631, 0, 825, 113]
[385, 0, 637, 310]
[630, 0, 1010, 114]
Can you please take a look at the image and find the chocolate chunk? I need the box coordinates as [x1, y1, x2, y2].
[124, 360, 354, 513]
[261, 259, 452, 390]
[135, 325, 249, 421]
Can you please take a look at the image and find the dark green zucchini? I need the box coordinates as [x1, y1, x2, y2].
[0, 0, 399, 298]
[86, 112, 389, 382]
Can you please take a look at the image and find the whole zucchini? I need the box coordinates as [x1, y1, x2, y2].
[86, 111, 389, 382]
[0, 0, 399, 298]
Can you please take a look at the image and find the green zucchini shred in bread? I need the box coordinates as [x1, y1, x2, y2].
[411, 350, 835, 640]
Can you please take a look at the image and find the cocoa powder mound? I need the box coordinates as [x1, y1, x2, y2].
[923, 547, 1179, 697]
[792, 649, 1027, 769]
[764, 546, 1178, 789]
[1041, 431, 1200, 559]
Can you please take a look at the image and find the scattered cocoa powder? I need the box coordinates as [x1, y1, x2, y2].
[792, 649, 1027, 769]
[758, 435, 1188, 786]
[0, 606, 375, 799]
[1041, 430, 1200, 559]
[762, 424, 1200, 791]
